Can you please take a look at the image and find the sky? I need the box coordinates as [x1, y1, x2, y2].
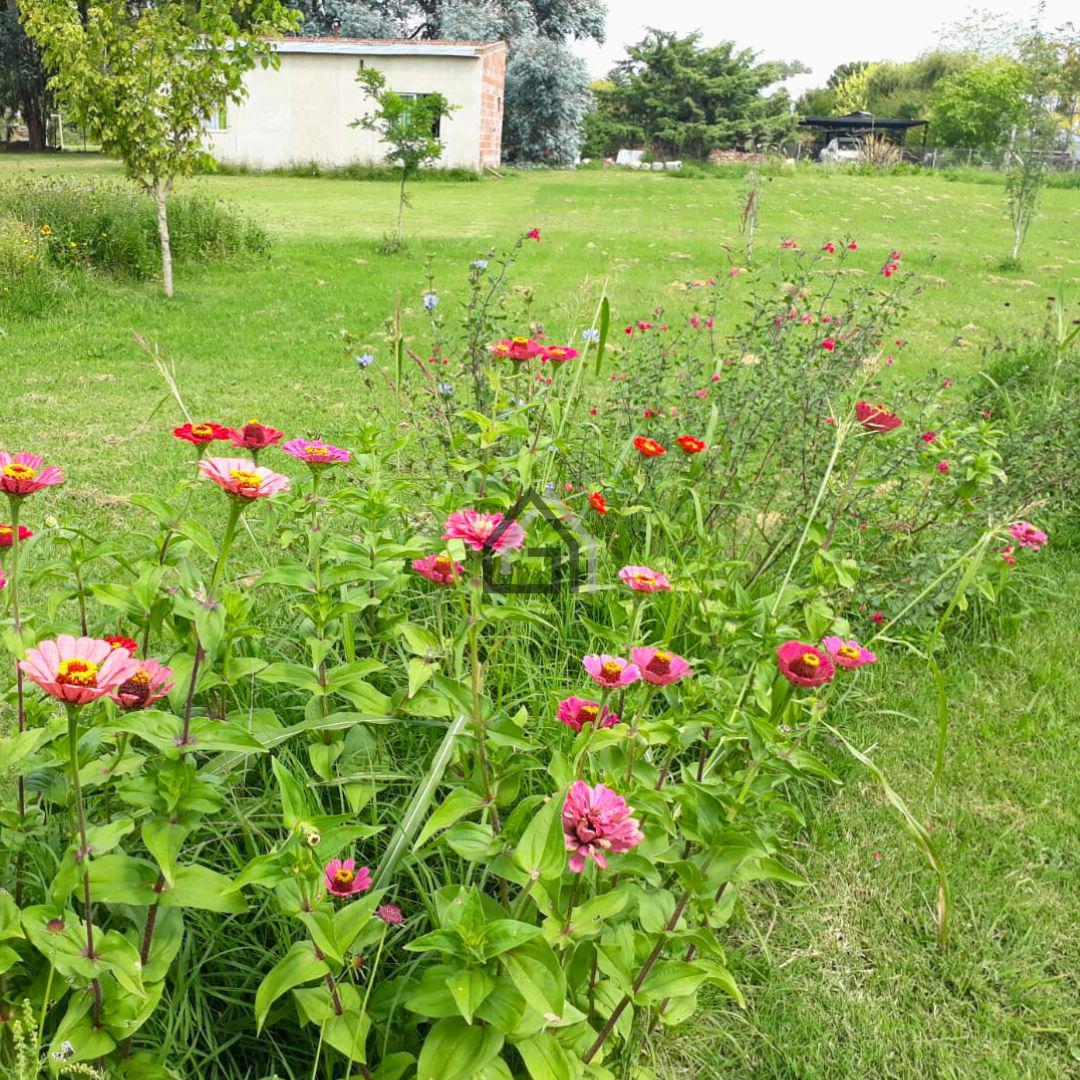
[572, 1, 1077, 97]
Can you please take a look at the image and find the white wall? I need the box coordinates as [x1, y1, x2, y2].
[207, 51, 485, 170]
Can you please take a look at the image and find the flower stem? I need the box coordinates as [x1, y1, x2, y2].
[7, 497, 27, 905]
[66, 705, 103, 1025]
[209, 499, 244, 597]
[467, 583, 500, 835]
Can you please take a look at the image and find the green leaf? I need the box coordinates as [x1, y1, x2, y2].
[89, 853, 159, 905]
[480, 920, 542, 960]
[176, 518, 218, 559]
[162, 865, 247, 913]
[416, 1017, 504, 1080]
[396, 621, 440, 656]
[502, 939, 566, 1018]
[255, 941, 328, 1032]
[516, 1031, 578, 1080]
[272, 757, 310, 829]
[446, 967, 494, 1024]
[413, 787, 486, 851]
[141, 818, 189, 886]
[513, 796, 564, 882]
[593, 294, 610, 376]
[408, 657, 437, 698]
[637, 960, 709, 1005]
[257, 662, 322, 693]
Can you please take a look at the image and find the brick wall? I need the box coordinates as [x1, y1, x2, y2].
[478, 45, 507, 169]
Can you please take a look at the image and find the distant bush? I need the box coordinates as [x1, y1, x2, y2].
[201, 159, 483, 182]
[0, 216, 67, 317]
[0, 176, 268, 283]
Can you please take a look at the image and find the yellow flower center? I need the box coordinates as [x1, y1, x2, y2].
[512, 336, 529, 346]
[434, 555, 453, 573]
[229, 469, 261, 490]
[633, 573, 656, 587]
[801, 653, 820, 669]
[57, 658, 99, 687]
[129, 668, 152, 686]
[3, 463, 36, 480]
[333, 868, 355, 888]
[305, 447, 330, 456]
[838, 645, 861, 661]
[579, 704, 599, 722]
[0, 527, 11, 537]
[601, 660, 624, 680]
[191, 424, 214, 437]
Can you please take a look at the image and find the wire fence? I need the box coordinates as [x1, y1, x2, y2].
[789, 142, 1080, 172]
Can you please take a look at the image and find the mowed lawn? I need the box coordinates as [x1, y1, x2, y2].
[2, 156, 1079, 1079]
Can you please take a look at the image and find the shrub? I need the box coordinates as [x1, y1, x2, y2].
[0, 175, 268, 282]
[0, 216, 66, 317]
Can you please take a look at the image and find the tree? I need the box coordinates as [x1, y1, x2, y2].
[600, 30, 805, 158]
[503, 35, 590, 163]
[24, 0, 296, 296]
[0, 1, 52, 150]
[832, 63, 876, 114]
[930, 59, 1026, 147]
[352, 66, 453, 248]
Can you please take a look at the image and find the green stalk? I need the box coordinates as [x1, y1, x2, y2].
[66, 704, 103, 1024]
[7, 496, 27, 904]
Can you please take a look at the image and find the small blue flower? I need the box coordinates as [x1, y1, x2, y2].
[581, 328, 600, 343]
[422, 292, 439, 311]
[355, 353, 375, 369]
[437, 383, 454, 396]
[545, 481, 555, 491]
[471, 259, 489, 271]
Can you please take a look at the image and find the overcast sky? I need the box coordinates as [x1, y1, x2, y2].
[572, 1, 1077, 96]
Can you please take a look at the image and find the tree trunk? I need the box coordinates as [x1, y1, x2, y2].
[22, 95, 47, 151]
[152, 183, 174, 298]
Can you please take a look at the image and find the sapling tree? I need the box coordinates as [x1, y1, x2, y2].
[22, 0, 296, 296]
[352, 66, 454, 251]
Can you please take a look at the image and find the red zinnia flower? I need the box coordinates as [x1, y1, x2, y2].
[633, 437, 666, 458]
[173, 422, 233, 446]
[937, 461, 950, 474]
[821, 338, 837, 351]
[0, 524, 33, 548]
[526, 227, 541, 242]
[588, 492, 607, 515]
[675, 435, 706, 455]
[105, 635, 138, 655]
[231, 420, 284, 451]
[922, 431, 938, 443]
[776, 641, 835, 688]
[822, 241, 836, 254]
[855, 402, 902, 432]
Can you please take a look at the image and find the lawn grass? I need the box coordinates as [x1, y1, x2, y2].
[656, 558, 1080, 1079]
[1, 154, 1078, 1078]
[2, 156, 1079, 513]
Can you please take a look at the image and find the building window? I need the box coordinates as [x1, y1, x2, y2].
[203, 106, 227, 133]
[398, 93, 442, 139]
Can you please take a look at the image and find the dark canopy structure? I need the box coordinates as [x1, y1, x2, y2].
[800, 111, 929, 147]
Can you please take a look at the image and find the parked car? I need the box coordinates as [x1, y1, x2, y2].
[819, 136, 861, 164]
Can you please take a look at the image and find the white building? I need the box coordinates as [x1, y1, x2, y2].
[206, 37, 507, 171]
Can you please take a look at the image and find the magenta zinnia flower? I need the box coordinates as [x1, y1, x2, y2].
[562, 781, 644, 873]
[20, 635, 141, 707]
[0, 452, 63, 498]
[411, 552, 465, 586]
[582, 654, 640, 690]
[282, 439, 350, 468]
[108, 658, 175, 710]
[821, 636, 876, 670]
[199, 457, 291, 500]
[557, 696, 619, 732]
[1009, 521, 1047, 551]
[630, 647, 692, 686]
[443, 509, 525, 553]
[376, 903, 404, 925]
[618, 565, 670, 593]
[776, 641, 835, 688]
[323, 858, 372, 899]
[489, 337, 544, 363]
[542, 345, 580, 366]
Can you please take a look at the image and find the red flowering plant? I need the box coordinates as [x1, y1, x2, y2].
[0, 231, 1052, 1078]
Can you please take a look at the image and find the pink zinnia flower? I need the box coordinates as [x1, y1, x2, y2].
[871, 611, 885, 625]
[20, 635, 141, 707]
[1009, 521, 1047, 551]
[922, 431, 938, 443]
[526, 227, 541, 242]
[562, 781, 644, 873]
[411, 552, 464, 586]
[618, 565, 670, 593]
[780, 239, 798, 250]
[1001, 545, 1016, 567]
[542, 345, 579, 366]
[822, 242, 836, 254]
[0, 452, 63, 498]
[490, 337, 544, 363]
[821, 636, 876, 670]
[776, 641, 835, 688]
[376, 903, 404, 925]
[200, 457, 291, 500]
[582, 654, 640, 690]
[557, 696, 619, 732]
[108, 658, 175, 710]
[323, 858, 372, 899]
[282, 439, 350, 467]
[937, 461, 950, 474]
[443, 509, 525, 553]
[631, 647, 692, 686]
